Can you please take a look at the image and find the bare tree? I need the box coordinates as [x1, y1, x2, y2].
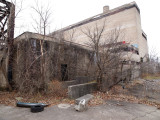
[30, 0, 52, 92]
[12, 0, 52, 94]
[31, 0, 51, 35]
[140, 47, 160, 76]
[81, 20, 125, 90]
[31, 0, 52, 82]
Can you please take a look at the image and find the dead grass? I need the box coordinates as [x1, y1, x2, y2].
[1, 79, 160, 108]
[1, 89, 160, 109]
[48, 80, 67, 97]
[106, 85, 160, 108]
[0, 80, 75, 107]
[1, 89, 160, 108]
[142, 73, 160, 80]
[0, 90, 75, 107]
[89, 84, 160, 108]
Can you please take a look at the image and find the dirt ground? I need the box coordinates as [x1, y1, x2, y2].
[1, 78, 160, 120]
[118, 78, 160, 104]
[0, 78, 160, 109]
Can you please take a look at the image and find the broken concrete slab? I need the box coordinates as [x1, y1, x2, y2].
[62, 76, 95, 89]
[75, 99, 88, 112]
[75, 94, 94, 105]
[68, 82, 97, 99]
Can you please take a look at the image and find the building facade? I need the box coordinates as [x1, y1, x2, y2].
[0, 1, 148, 90]
[51, 1, 148, 62]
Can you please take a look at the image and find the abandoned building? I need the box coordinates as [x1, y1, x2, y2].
[51, 1, 148, 62]
[0, 1, 148, 97]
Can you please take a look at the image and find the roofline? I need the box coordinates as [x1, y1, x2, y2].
[50, 1, 140, 34]
[14, 32, 92, 51]
[14, 32, 55, 43]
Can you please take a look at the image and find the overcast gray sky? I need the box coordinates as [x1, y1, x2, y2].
[9, 0, 160, 56]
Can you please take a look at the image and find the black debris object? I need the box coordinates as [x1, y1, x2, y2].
[31, 105, 44, 113]
[16, 102, 49, 108]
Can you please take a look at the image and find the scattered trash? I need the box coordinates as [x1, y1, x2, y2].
[58, 104, 70, 109]
[31, 105, 44, 113]
[16, 102, 49, 113]
[16, 102, 49, 108]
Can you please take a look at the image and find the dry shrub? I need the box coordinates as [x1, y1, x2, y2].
[48, 80, 67, 97]
[131, 79, 144, 86]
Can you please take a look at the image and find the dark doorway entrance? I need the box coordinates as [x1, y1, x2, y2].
[61, 64, 68, 81]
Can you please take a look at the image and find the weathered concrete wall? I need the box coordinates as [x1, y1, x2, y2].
[135, 8, 148, 60]
[63, 7, 138, 46]
[68, 82, 97, 99]
[12, 33, 95, 84]
[12, 32, 141, 93]
[51, 2, 148, 62]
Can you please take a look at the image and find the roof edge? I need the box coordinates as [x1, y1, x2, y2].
[14, 31, 92, 51]
[50, 1, 140, 35]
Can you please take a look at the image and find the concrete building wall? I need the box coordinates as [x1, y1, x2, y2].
[53, 2, 148, 62]
[63, 7, 137, 44]
[12, 32, 94, 83]
[11, 32, 141, 91]
[135, 8, 148, 59]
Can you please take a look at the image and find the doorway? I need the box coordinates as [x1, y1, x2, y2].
[61, 64, 68, 81]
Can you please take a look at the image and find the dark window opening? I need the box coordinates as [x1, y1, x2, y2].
[43, 41, 49, 50]
[122, 60, 127, 64]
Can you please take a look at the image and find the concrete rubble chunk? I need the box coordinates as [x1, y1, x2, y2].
[75, 94, 94, 105]
[74, 99, 88, 112]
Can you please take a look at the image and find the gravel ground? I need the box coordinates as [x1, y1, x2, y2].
[122, 79, 160, 103]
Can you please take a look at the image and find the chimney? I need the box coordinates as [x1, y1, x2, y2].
[103, 6, 109, 13]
